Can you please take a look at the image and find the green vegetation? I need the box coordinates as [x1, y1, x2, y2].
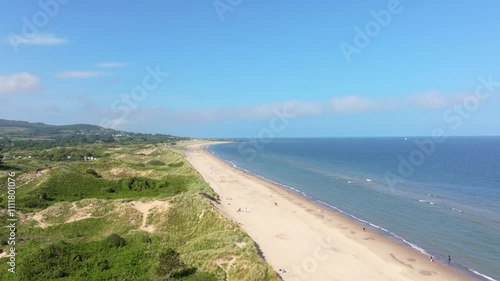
[18, 170, 189, 210]
[0, 119, 189, 152]
[106, 233, 126, 248]
[147, 159, 166, 166]
[168, 161, 185, 168]
[0, 124, 278, 281]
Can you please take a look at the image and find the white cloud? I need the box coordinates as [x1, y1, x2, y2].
[166, 97, 373, 125]
[164, 92, 470, 125]
[0, 72, 41, 95]
[7, 33, 67, 46]
[96, 62, 127, 68]
[410, 91, 450, 109]
[330, 95, 380, 113]
[56, 71, 109, 79]
[91, 91, 476, 129]
[170, 100, 326, 123]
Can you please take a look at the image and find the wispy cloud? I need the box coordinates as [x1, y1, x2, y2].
[7, 33, 67, 46]
[159, 92, 476, 125]
[409, 91, 451, 109]
[56, 71, 109, 79]
[330, 95, 382, 113]
[96, 62, 127, 68]
[0, 72, 41, 95]
[170, 96, 385, 123]
[85, 91, 483, 131]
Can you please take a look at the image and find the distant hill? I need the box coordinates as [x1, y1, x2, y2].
[0, 119, 188, 151]
[0, 119, 112, 137]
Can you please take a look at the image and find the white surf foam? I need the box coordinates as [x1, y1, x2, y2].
[469, 269, 498, 281]
[418, 199, 435, 205]
[316, 200, 430, 256]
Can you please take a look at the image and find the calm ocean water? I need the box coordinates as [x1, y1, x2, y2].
[208, 138, 500, 281]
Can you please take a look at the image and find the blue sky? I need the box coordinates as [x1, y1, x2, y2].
[1, 0, 500, 137]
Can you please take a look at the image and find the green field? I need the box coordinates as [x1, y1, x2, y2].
[0, 141, 279, 281]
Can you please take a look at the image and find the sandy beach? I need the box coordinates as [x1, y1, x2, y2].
[185, 142, 476, 281]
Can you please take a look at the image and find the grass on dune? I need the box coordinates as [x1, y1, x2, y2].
[16, 170, 190, 211]
[0, 141, 278, 281]
[0, 194, 279, 281]
[163, 193, 279, 281]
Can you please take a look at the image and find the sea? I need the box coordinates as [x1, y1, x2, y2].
[208, 137, 500, 281]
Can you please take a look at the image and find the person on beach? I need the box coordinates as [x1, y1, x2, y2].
[275, 202, 278, 206]
[363, 227, 366, 231]
[448, 255, 451, 263]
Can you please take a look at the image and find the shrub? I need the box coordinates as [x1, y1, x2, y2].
[142, 235, 152, 244]
[170, 267, 197, 279]
[168, 161, 184, 168]
[97, 259, 111, 271]
[155, 179, 170, 189]
[85, 168, 101, 178]
[123, 177, 152, 191]
[106, 233, 126, 248]
[17, 243, 81, 280]
[157, 248, 184, 276]
[147, 159, 166, 166]
[20, 194, 50, 209]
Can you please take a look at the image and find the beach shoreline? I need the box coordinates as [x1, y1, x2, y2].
[185, 141, 477, 281]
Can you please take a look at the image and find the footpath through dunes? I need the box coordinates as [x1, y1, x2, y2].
[20, 199, 170, 232]
[185, 142, 476, 281]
